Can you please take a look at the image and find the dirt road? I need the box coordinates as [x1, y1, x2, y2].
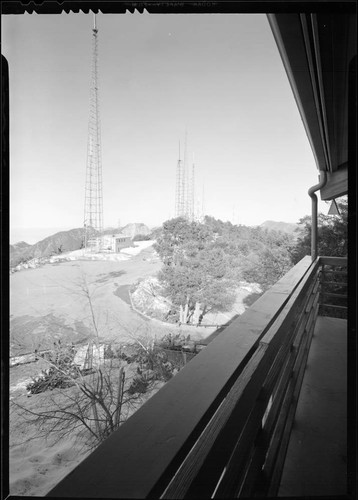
[10, 245, 213, 356]
[8, 244, 217, 497]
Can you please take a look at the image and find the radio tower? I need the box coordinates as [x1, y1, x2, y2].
[183, 130, 189, 218]
[175, 141, 184, 217]
[174, 131, 196, 220]
[188, 153, 195, 221]
[84, 13, 103, 250]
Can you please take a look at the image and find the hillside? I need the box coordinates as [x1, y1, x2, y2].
[10, 228, 98, 268]
[102, 227, 121, 236]
[260, 220, 299, 236]
[9, 225, 152, 268]
[10, 241, 31, 253]
[121, 223, 150, 238]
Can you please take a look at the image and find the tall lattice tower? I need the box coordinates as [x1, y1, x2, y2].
[175, 131, 195, 220]
[183, 131, 189, 218]
[188, 154, 195, 222]
[175, 142, 185, 217]
[84, 14, 103, 250]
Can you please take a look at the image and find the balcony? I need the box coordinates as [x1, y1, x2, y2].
[48, 255, 347, 498]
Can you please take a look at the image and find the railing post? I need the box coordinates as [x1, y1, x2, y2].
[320, 263, 325, 308]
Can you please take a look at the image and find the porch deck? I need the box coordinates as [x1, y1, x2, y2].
[279, 316, 347, 496]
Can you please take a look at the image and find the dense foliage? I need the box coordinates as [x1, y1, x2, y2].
[154, 216, 294, 318]
[290, 198, 348, 264]
[132, 234, 152, 241]
[155, 200, 348, 321]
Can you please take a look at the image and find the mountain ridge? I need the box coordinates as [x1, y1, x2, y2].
[10, 228, 97, 268]
[10, 223, 151, 268]
[260, 220, 299, 236]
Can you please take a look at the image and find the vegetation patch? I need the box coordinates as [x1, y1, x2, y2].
[153, 216, 293, 324]
[151, 203, 347, 325]
[11, 331, 199, 453]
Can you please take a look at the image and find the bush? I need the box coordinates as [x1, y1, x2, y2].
[26, 343, 79, 394]
[132, 234, 151, 241]
[160, 332, 188, 350]
[104, 344, 116, 359]
[128, 376, 150, 395]
[27, 367, 76, 394]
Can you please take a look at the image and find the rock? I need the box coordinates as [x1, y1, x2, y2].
[131, 278, 171, 319]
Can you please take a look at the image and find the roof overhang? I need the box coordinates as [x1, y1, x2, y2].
[267, 11, 356, 200]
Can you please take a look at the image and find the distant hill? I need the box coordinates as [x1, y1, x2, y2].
[9, 224, 153, 268]
[260, 220, 299, 236]
[10, 241, 31, 253]
[10, 228, 98, 268]
[102, 227, 121, 236]
[121, 223, 150, 239]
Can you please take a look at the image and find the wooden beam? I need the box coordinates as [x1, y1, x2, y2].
[320, 256, 347, 266]
[320, 165, 348, 200]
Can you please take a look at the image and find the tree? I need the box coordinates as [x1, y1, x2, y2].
[153, 217, 214, 266]
[290, 197, 348, 264]
[155, 216, 297, 318]
[235, 228, 294, 291]
[155, 218, 238, 320]
[240, 246, 293, 290]
[158, 246, 237, 318]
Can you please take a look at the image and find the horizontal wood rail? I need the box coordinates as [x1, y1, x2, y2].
[47, 256, 332, 498]
[319, 256, 348, 266]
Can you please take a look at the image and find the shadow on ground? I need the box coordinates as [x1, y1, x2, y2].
[95, 270, 126, 284]
[113, 284, 131, 305]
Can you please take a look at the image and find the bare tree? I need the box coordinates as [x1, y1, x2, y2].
[10, 341, 157, 450]
[10, 271, 180, 451]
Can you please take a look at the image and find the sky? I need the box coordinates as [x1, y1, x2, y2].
[3, 11, 326, 244]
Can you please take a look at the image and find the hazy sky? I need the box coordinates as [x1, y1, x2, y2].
[3, 11, 324, 244]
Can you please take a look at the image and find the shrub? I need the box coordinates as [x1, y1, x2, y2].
[132, 234, 151, 241]
[27, 367, 76, 394]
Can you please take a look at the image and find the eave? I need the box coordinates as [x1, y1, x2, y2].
[267, 12, 356, 199]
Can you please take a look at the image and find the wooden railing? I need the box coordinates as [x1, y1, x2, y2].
[319, 256, 348, 319]
[47, 256, 330, 498]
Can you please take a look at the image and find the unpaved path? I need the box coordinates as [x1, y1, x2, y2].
[9, 244, 207, 496]
[10, 245, 215, 357]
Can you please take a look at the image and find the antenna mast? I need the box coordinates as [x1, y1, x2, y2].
[189, 153, 195, 222]
[175, 130, 196, 221]
[183, 129, 189, 219]
[84, 13, 103, 250]
[175, 141, 184, 218]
